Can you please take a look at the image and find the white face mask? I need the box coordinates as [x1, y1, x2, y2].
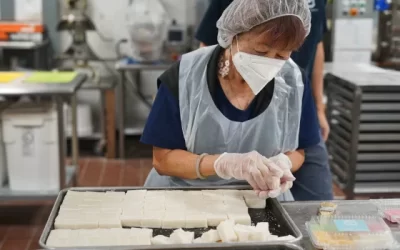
[232, 39, 287, 95]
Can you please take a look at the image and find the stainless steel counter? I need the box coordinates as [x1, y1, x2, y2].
[283, 200, 400, 249]
[0, 73, 87, 201]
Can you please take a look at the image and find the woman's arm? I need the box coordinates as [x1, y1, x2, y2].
[153, 147, 220, 179]
[286, 150, 305, 173]
[154, 147, 305, 178]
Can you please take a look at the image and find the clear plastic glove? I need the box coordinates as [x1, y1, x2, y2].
[214, 151, 283, 194]
[269, 153, 296, 194]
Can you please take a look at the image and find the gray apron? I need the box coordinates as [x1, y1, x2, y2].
[145, 46, 304, 202]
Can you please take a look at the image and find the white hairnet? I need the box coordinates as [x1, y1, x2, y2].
[216, 0, 311, 48]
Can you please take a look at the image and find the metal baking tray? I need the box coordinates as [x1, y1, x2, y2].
[40, 186, 303, 249]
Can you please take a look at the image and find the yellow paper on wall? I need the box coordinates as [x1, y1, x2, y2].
[25, 72, 77, 84]
[0, 72, 25, 83]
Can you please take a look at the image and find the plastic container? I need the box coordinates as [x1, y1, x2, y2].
[63, 104, 93, 137]
[376, 200, 400, 224]
[1, 102, 60, 191]
[306, 215, 396, 249]
[126, 0, 169, 62]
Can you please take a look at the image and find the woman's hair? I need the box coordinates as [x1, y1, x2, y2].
[250, 15, 307, 51]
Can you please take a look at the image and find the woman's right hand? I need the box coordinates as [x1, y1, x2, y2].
[213, 151, 284, 197]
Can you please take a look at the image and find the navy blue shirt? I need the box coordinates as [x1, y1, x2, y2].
[141, 46, 320, 150]
[195, 0, 327, 79]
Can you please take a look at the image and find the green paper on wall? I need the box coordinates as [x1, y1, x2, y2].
[25, 72, 77, 84]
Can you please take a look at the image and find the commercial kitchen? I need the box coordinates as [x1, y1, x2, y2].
[0, 0, 399, 249]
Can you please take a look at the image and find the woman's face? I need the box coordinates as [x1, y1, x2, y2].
[231, 31, 293, 61]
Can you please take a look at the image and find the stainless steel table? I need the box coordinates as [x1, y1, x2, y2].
[283, 200, 400, 249]
[81, 77, 118, 158]
[115, 61, 171, 159]
[0, 73, 86, 200]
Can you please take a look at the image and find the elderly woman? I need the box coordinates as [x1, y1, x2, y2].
[140, 0, 320, 201]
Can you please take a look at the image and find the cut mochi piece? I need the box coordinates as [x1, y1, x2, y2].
[126, 190, 147, 197]
[200, 229, 221, 243]
[276, 235, 295, 241]
[227, 213, 251, 226]
[129, 228, 153, 245]
[207, 213, 228, 227]
[146, 190, 165, 198]
[98, 217, 121, 228]
[54, 217, 82, 230]
[256, 222, 270, 234]
[245, 198, 266, 209]
[162, 214, 186, 229]
[151, 235, 172, 245]
[222, 189, 243, 197]
[249, 222, 271, 242]
[109, 228, 130, 246]
[170, 228, 195, 244]
[75, 217, 99, 229]
[141, 214, 163, 228]
[233, 224, 254, 242]
[193, 238, 205, 244]
[46, 229, 72, 247]
[217, 219, 237, 242]
[185, 214, 207, 228]
[121, 212, 143, 227]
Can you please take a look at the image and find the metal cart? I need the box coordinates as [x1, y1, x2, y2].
[0, 74, 86, 200]
[115, 61, 171, 159]
[325, 69, 400, 199]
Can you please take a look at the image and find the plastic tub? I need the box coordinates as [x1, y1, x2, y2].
[1, 102, 60, 191]
[306, 215, 396, 249]
[375, 200, 400, 224]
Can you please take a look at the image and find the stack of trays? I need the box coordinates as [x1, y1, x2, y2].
[325, 72, 400, 198]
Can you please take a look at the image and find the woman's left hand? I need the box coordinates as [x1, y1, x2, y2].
[269, 153, 296, 194]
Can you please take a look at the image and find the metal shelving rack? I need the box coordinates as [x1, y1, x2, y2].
[377, 0, 400, 69]
[325, 70, 400, 199]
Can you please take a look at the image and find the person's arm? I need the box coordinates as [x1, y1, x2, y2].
[286, 150, 305, 173]
[153, 147, 220, 179]
[312, 42, 330, 141]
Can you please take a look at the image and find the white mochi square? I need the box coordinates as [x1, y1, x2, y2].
[141, 214, 162, 228]
[151, 235, 172, 245]
[200, 229, 221, 243]
[227, 213, 252, 226]
[162, 214, 186, 229]
[185, 214, 207, 228]
[217, 219, 237, 242]
[98, 217, 121, 228]
[170, 228, 195, 244]
[207, 213, 228, 227]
